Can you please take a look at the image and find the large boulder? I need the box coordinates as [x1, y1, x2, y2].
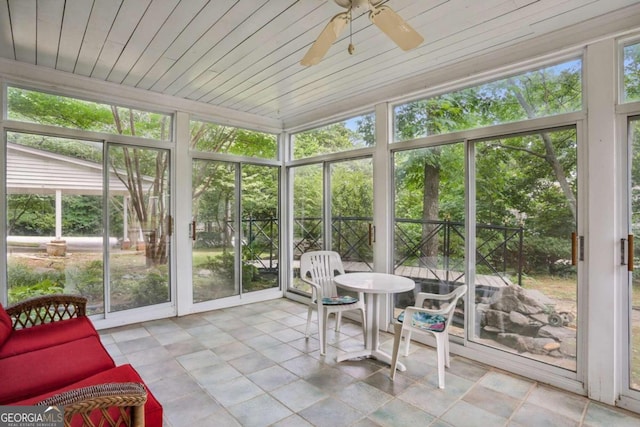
[538, 325, 576, 341]
[489, 285, 547, 315]
[495, 333, 561, 355]
[484, 309, 542, 336]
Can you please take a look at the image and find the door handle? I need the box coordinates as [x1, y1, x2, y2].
[167, 215, 173, 236]
[191, 220, 196, 241]
[571, 232, 577, 266]
[629, 234, 634, 272]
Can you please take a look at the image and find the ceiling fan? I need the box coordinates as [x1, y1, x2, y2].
[300, 0, 424, 66]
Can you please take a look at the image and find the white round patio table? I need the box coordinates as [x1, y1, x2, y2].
[333, 272, 415, 369]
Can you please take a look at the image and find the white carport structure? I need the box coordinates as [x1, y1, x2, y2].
[6, 142, 136, 244]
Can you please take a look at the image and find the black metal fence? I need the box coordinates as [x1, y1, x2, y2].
[200, 216, 523, 285]
[394, 218, 524, 286]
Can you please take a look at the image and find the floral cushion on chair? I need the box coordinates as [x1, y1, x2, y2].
[321, 296, 359, 305]
[397, 311, 447, 332]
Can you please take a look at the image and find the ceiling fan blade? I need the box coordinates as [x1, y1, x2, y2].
[301, 12, 349, 66]
[369, 5, 424, 51]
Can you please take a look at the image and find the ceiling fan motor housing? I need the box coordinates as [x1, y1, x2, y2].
[334, 0, 383, 10]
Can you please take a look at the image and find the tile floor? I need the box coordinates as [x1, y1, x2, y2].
[99, 298, 640, 427]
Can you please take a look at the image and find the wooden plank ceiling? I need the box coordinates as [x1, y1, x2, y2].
[0, 0, 638, 127]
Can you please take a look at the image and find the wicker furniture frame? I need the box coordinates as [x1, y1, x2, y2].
[5, 294, 148, 427]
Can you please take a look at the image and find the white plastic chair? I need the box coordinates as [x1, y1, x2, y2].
[390, 284, 467, 388]
[300, 251, 366, 355]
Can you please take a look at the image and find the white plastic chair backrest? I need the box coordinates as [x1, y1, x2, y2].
[300, 251, 345, 298]
[415, 285, 467, 331]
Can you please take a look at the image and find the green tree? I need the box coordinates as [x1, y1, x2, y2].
[8, 88, 171, 265]
[7, 194, 54, 235]
[624, 42, 640, 102]
[391, 93, 475, 262]
[190, 122, 278, 251]
[391, 61, 581, 273]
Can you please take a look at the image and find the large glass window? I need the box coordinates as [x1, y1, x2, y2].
[6, 132, 105, 312]
[291, 113, 375, 160]
[393, 143, 466, 337]
[290, 158, 374, 295]
[291, 163, 324, 295]
[190, 119, 277, 159]
[628, 116, 640, 391]
[241, 164, 279, 293]
[7, 87, 172, 141]
[192, 160, 237, 302]
[394, 59, 582, 142]
[292, 163, 324, 263]
[330, 158, 374, 271]
[4, 87, 174, 314]
[108, 145, 171, 312]
[624, 41, 640, 103]
[472, 127, 578, 371]
[191, 160, 280, 302]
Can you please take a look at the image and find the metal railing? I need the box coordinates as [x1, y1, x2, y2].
[201, 216, 524, 285]
[395, 218, 523, 287]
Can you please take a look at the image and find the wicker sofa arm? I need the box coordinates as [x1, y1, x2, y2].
[5, 294, 87, 329]
[37, 382, 147, 427]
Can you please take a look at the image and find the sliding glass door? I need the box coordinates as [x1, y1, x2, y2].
[5, 132, 105, 313]
[471, 127, 578, 372]
[290, 157, 374, 295]
[191, 159, 279, 304]
[107, 144, 171, 312]
[330, 158, 374, 272]
[393, 143, 466, 337]
[5, 132, 173, 315]
[627, 116, 640, 394]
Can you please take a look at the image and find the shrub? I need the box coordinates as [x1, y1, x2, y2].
[7, 262, 65, 303]
[8, 262, 65, 288]
[66, 260, 104, 300]
[132, 270, 169, 306]
[8, 279, 64, 303]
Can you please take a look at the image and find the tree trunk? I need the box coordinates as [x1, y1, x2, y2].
[422, 154, 440, 268]
[110, 107, 169, 266]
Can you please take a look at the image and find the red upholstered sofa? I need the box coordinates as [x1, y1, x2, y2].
[0, 294, 162, 427]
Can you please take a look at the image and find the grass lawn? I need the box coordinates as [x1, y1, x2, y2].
[521, 274, 640, 390]
[521, 274, 577, 318]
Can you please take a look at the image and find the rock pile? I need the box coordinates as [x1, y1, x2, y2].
[476, 284, 576, 359]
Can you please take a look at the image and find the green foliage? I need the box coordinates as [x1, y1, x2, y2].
[62, 196, 103, 236]
[330, 159, 373, 218]
[292, 120, 366, 159]
[66, 260, 104, 300]
[7, 194, 55, 235]
[8, 262, 65, 288]
[293, 164, 323, 220]
[8, 87, 170, 140]
[8, 279, 64, 304]
[7, 193, 108, 237]
[8, 132, 103, 163]
[8, 88, 113, 130]
[190, 121, 277, 158]
[394, 59, 582, 142]
[197, 251, 261, 290]
[241, 164, 279, 218]
[623, 42, 640, 102]
[132, 270, 169, 306]
[521, 235, 573, 275]
[7, 262, 66, 304]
